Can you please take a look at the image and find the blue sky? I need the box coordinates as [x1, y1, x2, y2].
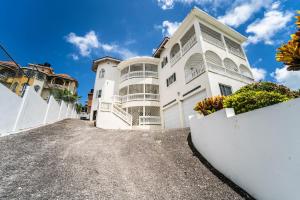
[0, 0, 299, 103]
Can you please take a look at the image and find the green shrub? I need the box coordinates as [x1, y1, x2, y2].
[235, 82, 300, 98]
[194, 96, 225, 116]
[223, 91, 290, 114]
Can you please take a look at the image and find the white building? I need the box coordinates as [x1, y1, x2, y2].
[90, 7, 254, 129]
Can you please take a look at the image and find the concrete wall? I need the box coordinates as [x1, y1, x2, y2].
[96, 111, 130, 129]
[189, 98, 300, 200]
[44, 96, 60, 123]
[16, 87, 48, 130]
[0, 84, 22, 133]
[0, 84, 78, 136]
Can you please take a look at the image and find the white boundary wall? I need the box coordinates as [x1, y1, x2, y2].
[0, 84, 78, 136]
[189, 98, 300, 200]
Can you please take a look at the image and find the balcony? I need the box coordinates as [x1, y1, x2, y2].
[185, 67, 205, 83]
[182, 35, 197, 55]
[170, 51, 181, 66]
[139, 116, 161, 125]
[120, 71, 158, 82]
[207, 62, 254, 83]
[113, 93, 160, 104]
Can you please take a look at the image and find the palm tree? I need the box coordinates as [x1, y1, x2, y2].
[276, 11, 300, 71]
[51, 88, 81, 103]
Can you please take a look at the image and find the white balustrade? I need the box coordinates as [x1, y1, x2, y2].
[139, 116, 161, 125]
[185, 67, 205, 83]
[120, 71, 158, 82]
[170, 51, 181, 66]
[207, 62, 254, 83]
[182, 35, 197, 55]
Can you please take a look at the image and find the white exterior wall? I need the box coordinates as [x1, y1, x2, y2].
[59, 101, 68, 120]
[96, 111, 129, 129]
[190, 98, 300, 200]
[0, 84, 78, 136]
[44, 96, 60, 123]
[15, 87, 48, 130]
[90, 61, 120, 120]
[0, 84, 22, 133]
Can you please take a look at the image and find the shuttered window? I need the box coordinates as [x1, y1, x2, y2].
[200, 23, 224, 48]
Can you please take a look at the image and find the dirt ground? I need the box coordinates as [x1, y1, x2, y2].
[0, 119, 251, 200]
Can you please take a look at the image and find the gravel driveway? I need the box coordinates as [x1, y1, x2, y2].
[0, 119, 251, 200]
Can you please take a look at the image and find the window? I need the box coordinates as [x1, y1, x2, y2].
[219, 84, 232, 96]
[224, 37, 245, 58]
[99, 68, 105, 78]
[34, 85, 41, 92]
[200, 23, 224, 48]
[161, 57, 168, 68]
[166, 73, 176, 87]
[97, 90, 102, 98]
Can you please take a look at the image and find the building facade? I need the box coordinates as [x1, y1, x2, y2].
[90, 7, 254, 129]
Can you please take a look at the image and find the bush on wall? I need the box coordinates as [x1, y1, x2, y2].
[223, 91, 290, 114]
[235, 82, 300, 98]
[194, 96, 225, 116]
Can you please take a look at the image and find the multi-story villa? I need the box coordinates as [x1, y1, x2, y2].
[0, 61, 78, 99]
[90, 7, 254, 129]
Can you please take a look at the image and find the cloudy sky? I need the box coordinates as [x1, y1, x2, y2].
[0, 0, 299, 103]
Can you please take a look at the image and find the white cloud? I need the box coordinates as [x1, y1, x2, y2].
[271, 66, 300, 90]
[71, 54, 79, 60]
[155, 20, 181, 37]
[66, 31, 99, 57]
[218, 0, 271, 28]
[66, 30, 137, 60]
[101, 43, 137, 59]
[251, 67, 267, 81]
[245, 2, 293, 45]
[157, 0, 227, 10]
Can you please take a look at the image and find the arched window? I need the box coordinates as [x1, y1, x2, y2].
[99, 68, 105, 78]
[34, 85, 41, 92]
[11, 82, 18, 92]
[224, 58, 239, 72]
[185, 53, 205, 83]
[170, 43, 180, 58]
[239, 64, 253, 78]
[205, 51, 222, 68]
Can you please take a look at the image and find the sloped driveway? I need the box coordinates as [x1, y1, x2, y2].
[0, 119, 251, 200]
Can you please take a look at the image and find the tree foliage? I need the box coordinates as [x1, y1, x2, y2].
[50, 88, 80, 103]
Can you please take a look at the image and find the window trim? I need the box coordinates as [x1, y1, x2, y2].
[219, 83, 232, 96]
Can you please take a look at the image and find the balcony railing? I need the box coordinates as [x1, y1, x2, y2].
[139, 116, 161, 125]
[120, 71, 158, 82]
[185, 67, 205, 83]
[99, 101, 132, 125]
[182, 35, 197, 55]
[207, 62, 254, 83]
[170, 51, 181, 66]
[113, 93, 160, 103]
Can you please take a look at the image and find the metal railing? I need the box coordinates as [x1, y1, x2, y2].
[139, 116, 161, 125]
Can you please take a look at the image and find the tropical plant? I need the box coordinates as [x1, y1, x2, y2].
[194, 96, 226, 116]
[235, 82, 300, 98]
[50, 88, 80, 103]
[276, 10, 300, 71]
[75, 103, 83, 113]
[223, 91, 290, 114]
